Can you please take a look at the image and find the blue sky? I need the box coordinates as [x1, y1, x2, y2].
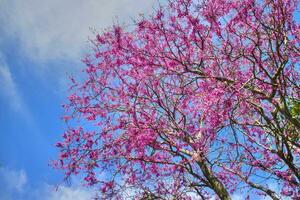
[0, 1, 155, 199]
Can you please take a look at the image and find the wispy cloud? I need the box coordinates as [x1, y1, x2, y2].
[0, 56, 26, 112]
[0, 0, 157, 94]
[0, 0, 155, 65]
[0, 167, 96, 200]
[0, 167, 27, 193]
[231, 194, 244, 200]
[0, 55, 34, 124]
[0, 167, 28, 200]
[42, 184, 96, 200]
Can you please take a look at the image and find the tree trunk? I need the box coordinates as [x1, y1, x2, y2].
[197, 161, 231, 200]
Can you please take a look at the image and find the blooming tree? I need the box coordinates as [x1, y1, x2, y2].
[55, 0, 300, 199]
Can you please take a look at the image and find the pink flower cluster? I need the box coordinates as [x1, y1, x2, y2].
[55, 0, 300, 199]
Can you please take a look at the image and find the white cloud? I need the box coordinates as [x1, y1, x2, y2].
[0, 167, 96, 200]
[0, 0, 158, 94]
[0, 167, 27, 193]
[37, 184, 96, 200]
[0, 56, 25, 112]
[0, 55, 35, 125]
[232, 194, 244, 200]
[0, 0, 156, 65]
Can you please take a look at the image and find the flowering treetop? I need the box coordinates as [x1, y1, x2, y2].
[55, 0, 300, 199]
